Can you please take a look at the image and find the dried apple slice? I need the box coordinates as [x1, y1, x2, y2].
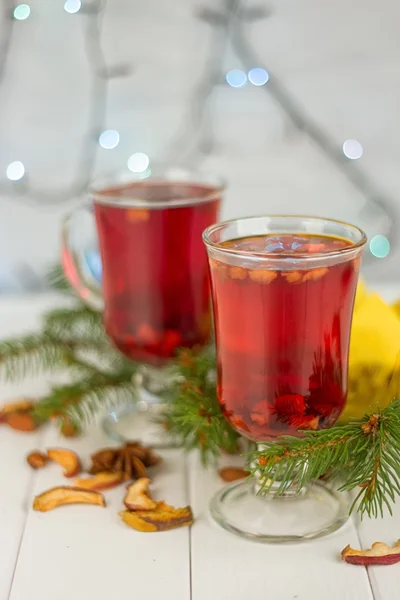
[249, 270, 277, 284]
[33, 486, 106, 512]
[74, 471, 124, 491]
[120, 506, 193, 532]
[47, 448, 81, 477]
[7, 413, 37, 431]
[27, 451, 48, 469]
[342, 540, 400, 565]
[302, 267, 329, 281]
[0, 399, 35, 415]
[219, 467, 247, 482]
[282, 271, 302, 283]
[124, 478, 157, 511]
[229, 266, 247, 281]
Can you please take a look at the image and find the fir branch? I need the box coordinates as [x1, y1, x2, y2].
[164, 349, 240, 464]
[33, 371, 138, 427]
[0, 334, 72, 381]
[250, 401, 400, 518]
[43, 306, 104, 343]
[46, 263, 75, 295]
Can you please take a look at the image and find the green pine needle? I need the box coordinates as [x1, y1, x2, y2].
[0, 334, 71, 381]
[164, 349, 241, 464]
[250, 400, 400, 519]
[33, 372, 138, 427]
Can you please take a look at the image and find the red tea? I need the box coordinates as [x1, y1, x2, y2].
[209, 233, 360, 441]
[94, 181, 220, 366]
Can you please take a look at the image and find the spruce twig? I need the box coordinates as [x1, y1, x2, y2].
[249, 401, 400, 518]
[163, 349, 241, 464]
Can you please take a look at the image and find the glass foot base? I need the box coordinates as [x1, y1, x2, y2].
[210, 478, 349, 543]
[102, 398, 177, 449]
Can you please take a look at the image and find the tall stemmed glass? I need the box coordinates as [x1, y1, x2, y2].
[203, 215, 366, 542]
[62, 165, 224, 446]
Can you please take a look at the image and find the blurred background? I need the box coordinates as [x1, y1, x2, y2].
[0, 0, 398, 293]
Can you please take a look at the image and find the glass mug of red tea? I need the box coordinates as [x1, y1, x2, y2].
[61, 167, 223, 444]
[203, 215, 366, 542]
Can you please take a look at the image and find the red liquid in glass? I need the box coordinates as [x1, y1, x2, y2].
[209, 233, 360, 441]
[94, 182, 220, 366]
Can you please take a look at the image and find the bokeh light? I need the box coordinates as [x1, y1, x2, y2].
[226, 69, 247, 88]
[13, 4, 30, 20]
[369, 235, 390, 258]
[342, 139, 363, 160]
[98, 129, 120, 149]
[6, 161, 25, 181]
[127, 152, 150, 173]
[248, 67, 269, 86]
[64, 0, 81, 13]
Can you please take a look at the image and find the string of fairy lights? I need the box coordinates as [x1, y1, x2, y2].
[0, 0, 395, 263]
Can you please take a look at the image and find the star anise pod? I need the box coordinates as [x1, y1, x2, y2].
[89, 442, 161, 481]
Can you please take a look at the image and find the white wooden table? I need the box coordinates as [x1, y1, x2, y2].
[1, 291, 400, 600]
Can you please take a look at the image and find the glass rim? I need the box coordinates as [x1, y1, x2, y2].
[89, 165, 226, 209]
[203, 214, 367, 260]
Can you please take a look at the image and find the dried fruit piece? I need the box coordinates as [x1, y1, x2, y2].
[209, 259, 229, 282]
[274, 394, 306, 418]
[250, 399, 270, 426]
[124, 478, 157, 511]
[27, 451, 48, 469]
[60, 417, 80, 438]
[302, 268, 329, 281]
[341, 540, 400, 565]
[0, 399, 35, 415]
[306, 243, 326, 254]
[136, 324, 160, 345]
[120, 506, 193, 532]
[127, 208, 150, 223]
[289, 415, 319, 430]
[33, 486, 105, 512]
[249, 270, 277, 284]
[282, 271, 302, 283]
[47, 448, 81, 478]
[229, 266, 247, 281]
[219, 467, 247, 482]
[161, 330, 182, 355]
[74, 472, 124, 491]
[7, 413, 37, 431]
[229, 415, 250, 432]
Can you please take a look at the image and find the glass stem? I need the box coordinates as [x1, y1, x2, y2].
[252, 443, 307, 498]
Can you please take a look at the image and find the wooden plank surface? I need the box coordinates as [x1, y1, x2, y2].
[2, 290, 400, 600]
[8, 428, 191, 600]
[0, 297, 58, 600]
[188, 452, 374, 600]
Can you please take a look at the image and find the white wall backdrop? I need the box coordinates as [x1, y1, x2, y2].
[0, 0, 399, 291]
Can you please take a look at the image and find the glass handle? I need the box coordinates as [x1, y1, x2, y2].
[61, 206, 104, 311]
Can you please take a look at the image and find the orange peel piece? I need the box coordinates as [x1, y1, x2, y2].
[342, 540, 400, 565]
[33, 486, 106, 512]
[120, 506, 193, 532]
[27, 451, 48, 469]
[124, 477, 157, 511]
[229, 266, 247, 281]
[74, 471, 124, 491]
[47, 448, 82, 478]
